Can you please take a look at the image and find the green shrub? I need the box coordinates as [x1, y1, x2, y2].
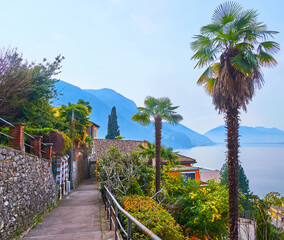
[122, 195, 186, 240]
[127, 179, 144, 196]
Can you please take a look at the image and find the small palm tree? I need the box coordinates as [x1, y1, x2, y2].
[191, 2, 279, 239]
[138, 142, 179, 166]
[132, 96, 182, 193]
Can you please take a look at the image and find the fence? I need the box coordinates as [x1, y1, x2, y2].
[0, 117, 52, 159]
[103, 186, 161, 240]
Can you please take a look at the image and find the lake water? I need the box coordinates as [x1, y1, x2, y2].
[177, 144, 284, 198]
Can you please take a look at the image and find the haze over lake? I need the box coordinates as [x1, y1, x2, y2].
[177, 144, 284, 198]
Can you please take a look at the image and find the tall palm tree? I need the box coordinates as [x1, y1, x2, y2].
[191, 2, 279, 239]
[132, 96, 182, 193]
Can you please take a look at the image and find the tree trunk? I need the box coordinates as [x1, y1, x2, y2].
[226, 107, 240, 240]
[155, 115, 162, 193]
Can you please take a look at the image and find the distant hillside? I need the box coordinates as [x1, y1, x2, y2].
[205, 125, 284, 144]
[54, 80, 214, 149]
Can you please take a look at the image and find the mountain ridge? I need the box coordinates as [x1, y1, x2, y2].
[205, 125, 284, 144]
[53, 80, 214, 149]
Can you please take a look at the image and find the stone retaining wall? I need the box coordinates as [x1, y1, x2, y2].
[0, 145, 57, 240]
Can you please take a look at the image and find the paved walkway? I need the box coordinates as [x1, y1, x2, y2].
[22, 179, 114, 240]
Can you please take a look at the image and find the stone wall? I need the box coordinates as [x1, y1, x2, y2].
[72, 150, 92, 188]
[0, 145, 57, 240]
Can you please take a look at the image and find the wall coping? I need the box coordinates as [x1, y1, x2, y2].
[0, 144, 51, 162]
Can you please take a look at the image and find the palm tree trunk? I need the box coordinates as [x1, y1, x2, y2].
[155, 115, 162, 193]
[226, 107, 239, 240]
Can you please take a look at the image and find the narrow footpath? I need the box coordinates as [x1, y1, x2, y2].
[22, 179, 114, 240]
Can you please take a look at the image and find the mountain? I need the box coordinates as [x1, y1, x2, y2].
[53, 80, 214, 149]
[205, 125, 284, 144]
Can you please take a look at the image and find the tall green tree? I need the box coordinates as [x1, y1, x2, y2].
[0, 48, 64, 128]
[191, 2, 279, 239]
[132, 96, 182, 193]
[59, 99, 92, 145]
[105, 106, 120, 139]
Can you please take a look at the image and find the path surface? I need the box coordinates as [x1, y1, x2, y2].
[22, 179, 114, 240]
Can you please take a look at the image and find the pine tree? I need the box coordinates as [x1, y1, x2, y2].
[105, 106, 120, 139]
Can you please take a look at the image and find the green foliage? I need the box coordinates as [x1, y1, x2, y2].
[97, 147, 146, 195]
[122, 195, 186, 240]
[256, 202, 272, 240]
[105, 106, 120, 139]
[115, 135, 125, 140]
[137, 164, 155, 195]
[0, 127, 9, 146]
[221, 163, 251, 211]
[132, 96, 183, 126]
[171, 181, 228, 239]
[58, 100, 92, 145]
[32, 215, 43, 229]
[127, 179, 144, 196]
[138, 142, 179, 166]
[264, 192, 284, 207]
[24, 126, 72, 155]
[14, 230, 22, 239]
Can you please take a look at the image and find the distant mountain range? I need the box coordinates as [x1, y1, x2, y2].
[205, 125, 284, 144]
[53, 80, 214, 149]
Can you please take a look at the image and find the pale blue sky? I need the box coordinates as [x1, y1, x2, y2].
[1, 0, 283, 133]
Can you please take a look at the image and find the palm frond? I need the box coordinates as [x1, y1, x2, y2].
[163, 113, 183, 124]
[131, 112, 151, 126]
[200, 24, 222, 36]
[192, 45, 220, 68]
[257, 50, 278, 68]
[197, 65, 214, 85]
[212, 1, 243, 24]
[191, 35, 213, 52]
[259, 41, 280, 54]
[231, 52, 253, 75]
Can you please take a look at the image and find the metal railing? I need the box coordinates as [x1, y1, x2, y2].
[0, 117, 47, 154]
[0, 117, 15, 140]
[103, 186, 161, 240]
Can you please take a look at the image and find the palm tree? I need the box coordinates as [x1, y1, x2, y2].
[191, 2, 279, 239]
[138, 142, 179, 166]
[132, 96, 182, 193]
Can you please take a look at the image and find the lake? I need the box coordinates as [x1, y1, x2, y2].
[177, 144, 284, 198]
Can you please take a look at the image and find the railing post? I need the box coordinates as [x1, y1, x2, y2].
[43, 143, 53, 165]
[106, 192, 110, 220]
[110, 198, 112, 230]
[127, 218, 132, 240]
[8, 123, 25, 153]
[115, 205, 118, 240]
[30, 136, 42, 158]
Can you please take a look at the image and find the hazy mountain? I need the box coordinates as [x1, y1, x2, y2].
[205, 125, 284, 144]
[54, 80, 214, 149]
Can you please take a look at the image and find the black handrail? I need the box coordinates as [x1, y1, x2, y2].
[103, 186, 161, 240]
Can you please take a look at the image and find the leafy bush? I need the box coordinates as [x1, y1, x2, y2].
[169, 180, 229, 239]
[122, 195, 186, 240]
[25, 127, 71, 155]
[97, 147, 146, 196]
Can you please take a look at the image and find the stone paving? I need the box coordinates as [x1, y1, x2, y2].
[22, 179, 114, 240]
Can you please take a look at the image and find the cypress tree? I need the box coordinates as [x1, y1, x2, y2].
[105, 106, 120, 139]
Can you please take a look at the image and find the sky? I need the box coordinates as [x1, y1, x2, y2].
[1, 0, 284, 133]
